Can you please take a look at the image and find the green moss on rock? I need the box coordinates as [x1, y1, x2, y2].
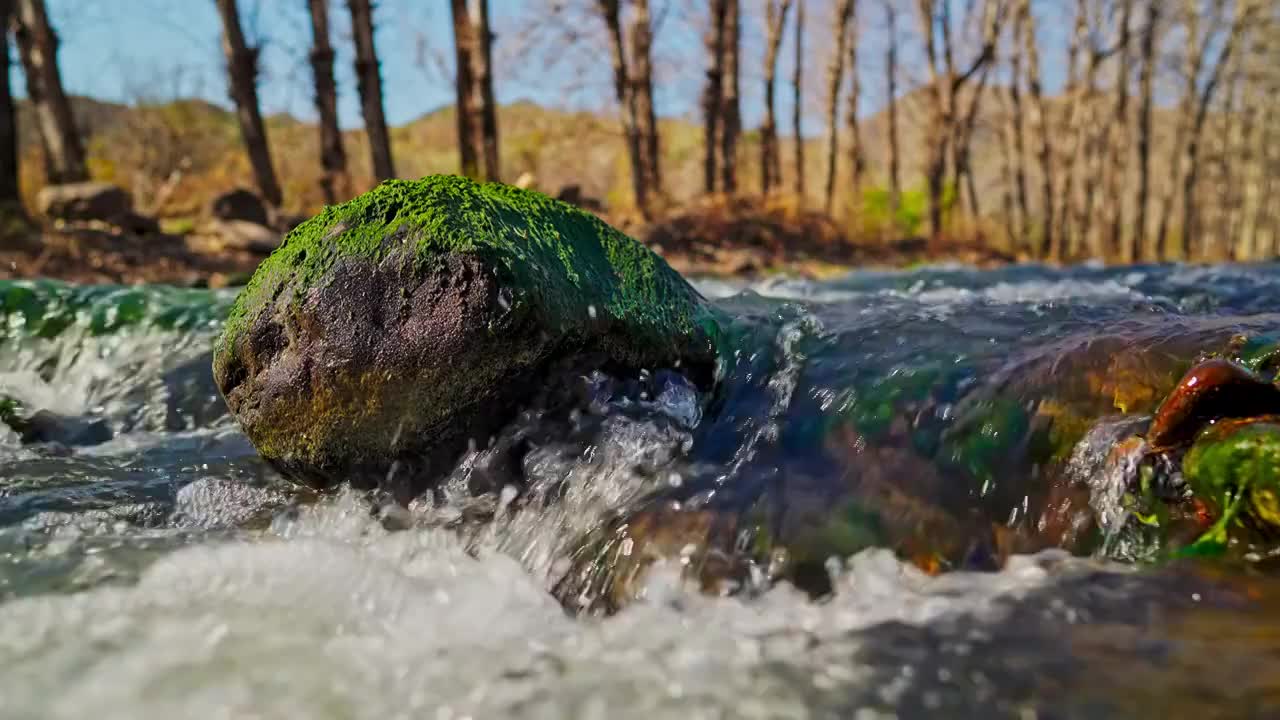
[213, 175, 724, 494]
[1184, 418, 1280, 548]
[219, 176, 720, 364]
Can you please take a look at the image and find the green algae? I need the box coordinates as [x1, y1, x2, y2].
[1233, 334, 1280, 381]
[0, 395, 26, 434]
[1183, 420, 1280, 548]
[218, 175, 722, 366]
[0, 279, 231, 342]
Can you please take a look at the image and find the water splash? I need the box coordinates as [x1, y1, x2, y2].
[5, 266, 1280, 717]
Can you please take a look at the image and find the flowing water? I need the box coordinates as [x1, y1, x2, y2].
[4, 265, 1280, 718]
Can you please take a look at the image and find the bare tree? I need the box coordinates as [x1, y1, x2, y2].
[845, 0, 865, 202]
[450, 0, 478, 178]
[760, 0, 793, 194]
[884, 0, 901, 212]
[474, 0, 500, 181]
[0, 0, 18, 210]
[995, 83, 1018, 246]
[1062, 0, 1125, 260]
[1002, 5, 1031, 252]
[1134, 0, 1159, 260]
[213, 0, 282, 206]
[703, 0, 728, 193]
[952, 64, 990, 219]
[1104, 0, 1135, 261]
[631, 0, 660, 194]
[792, 0, 806, 201]
[914, 0, 1002, 241]
[1177, 0, 1257, 259]
[1020, 0, 1056, 260]
[14, 0, 87, 185]
[450, 0, 500, 181]
[823, 0, 854, 213]
[720, 0, 741, 192]
[308, 0, 348, 205]
[348, 0, 395, 181]
[1057, 0, 1087, 254]
[1234, 11, 1274, 259]
[597, 0, 660, 217]
[1212, 45, 1245, 260]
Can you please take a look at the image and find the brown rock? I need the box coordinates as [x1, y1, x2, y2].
[209, 188, 269, 226]
[36, 182, 132, 222]
[109, 210, 161, 235]
[1148, 360, 1280, 449]
[204, 219, 279, 253]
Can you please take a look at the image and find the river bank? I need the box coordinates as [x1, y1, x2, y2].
[1, 198, 1014, 286]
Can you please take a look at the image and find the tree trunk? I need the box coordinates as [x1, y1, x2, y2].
[214, 0, 282, 207]
[845, 1, 863, 203]
[720, 0, 741, 193]
[1154, 0, 1203, 259]
[630, 0, 660, 194]
[703, 0, 727, 194]
[1179, 1, 1254, 261]
[792, 0, 806, 202]
[914, 0, 949, 241]
[884, 0, 900, 213]
[761, 0, 793, 194]
[1235, 17, 1271, 260]
[597, 0, 650, 217]
[914, 0, 1000, 243]
[348, 0, 395, 181]
[1073, 11, 1121, 262]
[1105, 0, 1135, 262]
[1005, 8, 1030, 253]
[1075, 87, 1107, 260]
[10, 23, 50, 181]
[450, 0, 478, 178]
[14, 0, 86, 185]
[1058, 0, 1087, 255]
[472, 0, 500, 181]
[308, 0, 347, 205]
[0, 0, 18, 210]
[1215, 49, 1243, 261]
[953, 65, 989, 219]
[996, 84, 1017, 248]
[1021, 1, 1056, 261]
[1255, 86, 1280, 258]
[824, 0, 854, 213]
[1134, 0, 1159, 260]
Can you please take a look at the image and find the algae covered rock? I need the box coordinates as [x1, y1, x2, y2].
[212, 175, 722, 495]
[1183, 418, 1280, 549]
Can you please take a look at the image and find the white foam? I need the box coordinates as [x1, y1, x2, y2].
[0, 492, 1081, 719]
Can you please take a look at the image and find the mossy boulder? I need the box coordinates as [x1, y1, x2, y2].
[212, 175, 723, 495]
[1183, 418, 1280, 549]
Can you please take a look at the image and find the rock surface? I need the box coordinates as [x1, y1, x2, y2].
[213, 175, 723, 496]
[36, 182, 132, 223]
[202, 219, 280, 253]
[1183, 417, 1280, 547]
[209, 188, 270, 226]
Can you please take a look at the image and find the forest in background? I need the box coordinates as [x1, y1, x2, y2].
[1, 0, 1278, 276]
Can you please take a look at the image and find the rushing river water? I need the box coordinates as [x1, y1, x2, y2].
[4, 264, 1280, 718]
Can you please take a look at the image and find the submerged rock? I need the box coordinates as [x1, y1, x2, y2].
[213, 175, 722, 496]
[0, 395, 112, 447]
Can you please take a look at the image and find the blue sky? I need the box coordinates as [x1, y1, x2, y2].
[34, 0, 1072, 135]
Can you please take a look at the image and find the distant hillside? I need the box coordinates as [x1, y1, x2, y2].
[20, 91, 1188, 241]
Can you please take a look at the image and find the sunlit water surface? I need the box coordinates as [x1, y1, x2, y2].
[4, 265, 1280, 719]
